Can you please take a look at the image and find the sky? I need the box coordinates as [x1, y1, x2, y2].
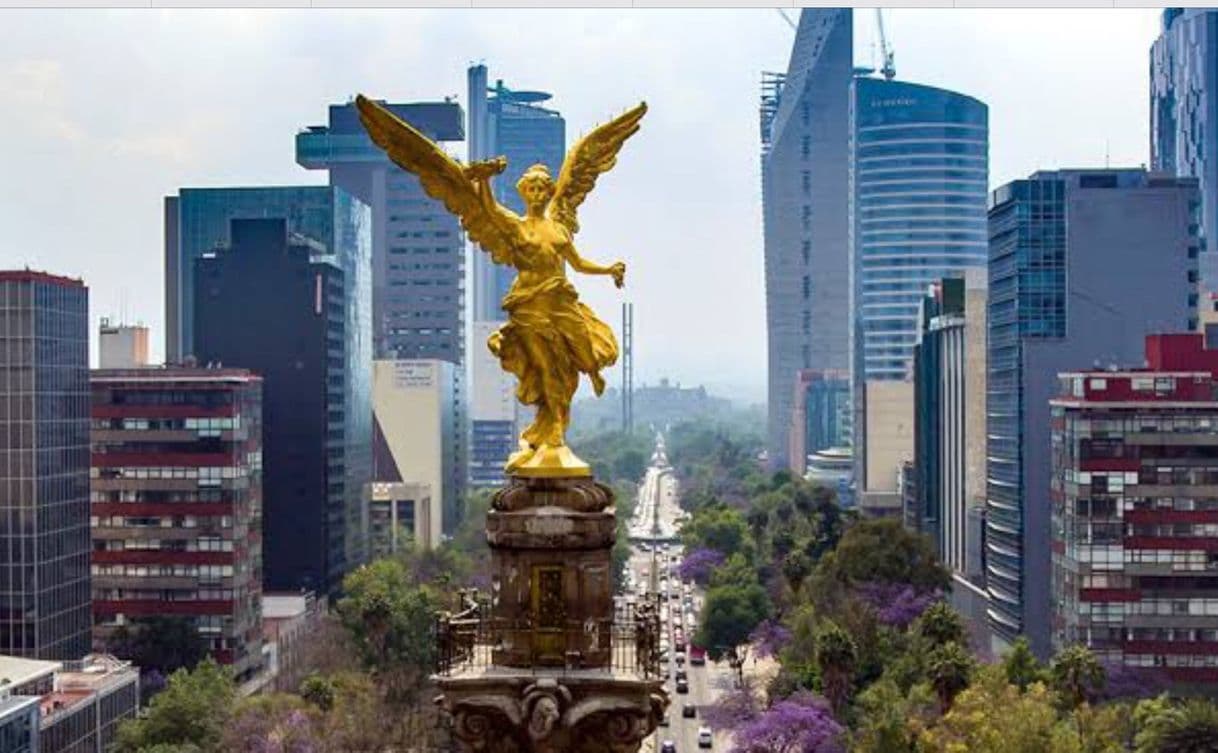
[0, 7, 1162, 403]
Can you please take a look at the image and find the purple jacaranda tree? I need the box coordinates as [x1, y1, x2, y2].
[702, 685, 760, 732]
[731, 691, 843, 753]
[678, 547, 726, 585]
[225, 705, 319, 753]
[1095, 660, 1172, 701]
[751, 619, 793, 659]
[853, 582, 939, 630]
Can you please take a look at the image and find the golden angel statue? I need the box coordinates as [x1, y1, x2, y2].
[356, 94, 646, 477]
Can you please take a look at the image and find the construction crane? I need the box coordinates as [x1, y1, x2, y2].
[876, 9, 896, 80]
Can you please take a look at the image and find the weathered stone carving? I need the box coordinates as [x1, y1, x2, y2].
[492, 476, 615, 513]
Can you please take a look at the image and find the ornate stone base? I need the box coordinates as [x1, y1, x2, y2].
[437, 673, 668, 753]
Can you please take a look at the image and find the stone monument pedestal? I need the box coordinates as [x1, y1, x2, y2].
[434, 474, 667, 753]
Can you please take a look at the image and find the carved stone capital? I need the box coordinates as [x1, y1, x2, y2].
[493, 475, 615, 514]
[437, 674, 668, 753]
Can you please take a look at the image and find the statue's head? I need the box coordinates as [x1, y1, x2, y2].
[516, 164, 554, 211]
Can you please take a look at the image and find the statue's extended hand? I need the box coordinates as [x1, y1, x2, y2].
[610, 261, 626, 289]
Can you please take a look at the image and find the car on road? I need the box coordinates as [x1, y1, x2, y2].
[659, 714, 670, 728]
[697, 727, 712, 748]
[661, 741, 677, 753]
[682, 705, 697, 719]
[676, 678, 689, 694]
[675, 669, 687, 682]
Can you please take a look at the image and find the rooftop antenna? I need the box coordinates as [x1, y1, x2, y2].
[876, 9, 896, 80]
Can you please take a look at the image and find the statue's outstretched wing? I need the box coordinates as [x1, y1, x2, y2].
[548, 102, 647, 235]
[356, 94, 520, 264]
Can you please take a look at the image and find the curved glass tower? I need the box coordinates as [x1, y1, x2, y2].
[849, 77, 989, 383]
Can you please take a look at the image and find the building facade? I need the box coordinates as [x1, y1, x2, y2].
[986, 169, 1201, 657]
[296, 99, 465, 363]
[467, 64, 566, 323]
[89, 367, 264, 680]
[1152, 9, 1218, 293]
[0, 271, 92, 660]
[194, 218, 367, 595]
[372, 359, 457, 543]
[911, 271, 987, 575]
[788, 369, 850, 475]
[97, 320, 149, 369]
[849, 76, 988, 500]
[469, 321, 517, 488]
[367, 481, 432, 555]
[762, 8, 853, 471]
[1052, 333, 1218, 691]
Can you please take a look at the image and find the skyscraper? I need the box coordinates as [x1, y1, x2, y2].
[296, 100, 465, 363]
[1152, 9, 1218, 294]
[986, 169, 1200, 657]
[849, 76, 988, 507]
[194, 217, 368, 595]
[167, 186, 372, 586]
[90, 367, 264, 680]
[0, 271, 91, 660]
[467, 64, 566, 323]
[762, 9, 853, 471]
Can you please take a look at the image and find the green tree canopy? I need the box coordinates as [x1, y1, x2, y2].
[114, 658, 235, 753]
[695, 582, 771, 661]
[815, 518, 950, 592]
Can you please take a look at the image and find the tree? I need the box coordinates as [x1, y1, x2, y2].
[1003, 637, 1046, 692]
[108, 616, 208, 677]
[731, 692, 843, 753]
[815, 518, 949, 593]
[299, 673, 337, 712]
[222, 694, 318, 753]
[696, 582, 771, 662]
[678, 547, 726, 585]
[912, 602, 967, 649]
[854, 582, 938, 630]
[1134, 698, 1218, 753]
[781, 550, 813, 598]
[710, 553, 761, 589]
[927, 642, 974, 712]
[337, 559, 441, 702]
[682, 504, 748, 555]
[813, 621, 857, 717]
[1049, 645, 1106, 711]
[851, 679, 937, 753]
[917, 665, 1080, 753]
[114, 658, 236, 753]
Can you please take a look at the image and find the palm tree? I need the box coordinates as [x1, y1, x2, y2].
[1002, 636, 1045, 692]
[814, 621, 857, 716]
[1136, 699, 1218, 753]
[1050, 644, 1106, 710]
[927, 642, 974, 712]
[913, 602, 967, 649]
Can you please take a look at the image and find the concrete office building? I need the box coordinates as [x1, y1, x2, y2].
[986, 169, 1200, 657]
[372, 359, 458, 543]
[1051, 333, 1218, 692]
[849, 77, 988, 503]
[97, 320, 149, 369]
[1152, 9, 1218, 293]
[469, 320, 517, 488]
[0, 271, 92, 661]
[194, 218, 370, 595]
[0, 654, 138, 753]
[467, 64, 566, 323]
[762, 8, 853, 471]
[911, 271, 987, 575]
[296, 99, 466, 363]
[367, 481, 432, 555]
[90, 367, 264, 681]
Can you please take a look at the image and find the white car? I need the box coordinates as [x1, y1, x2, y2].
[697, 727, 713, 749]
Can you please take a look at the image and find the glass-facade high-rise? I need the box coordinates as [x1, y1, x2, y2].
[1152, 9, 1218, 294]
[849, 77, 988, 381]
[762, 9, 853, 471]
[467, 65, 566, 323]
[187, 192, 372, 593]
[0, 271, 92, 660]
[986, 169, 1200, 657]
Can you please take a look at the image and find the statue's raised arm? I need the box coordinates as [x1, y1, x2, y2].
[356, 94, 521, 266]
